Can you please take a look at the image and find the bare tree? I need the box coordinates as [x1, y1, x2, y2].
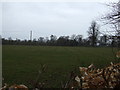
[38, 37, 44, 42]
[70, 34, 76, 40]
[103, 1, 120, 25]
[50, 35, 57, 41]
[87, 21, 100, 47]
[102, 0, 120, 49]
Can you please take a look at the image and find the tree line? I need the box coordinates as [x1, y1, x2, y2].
[2, 21, 118, 47]
[1, 35, 118, 47]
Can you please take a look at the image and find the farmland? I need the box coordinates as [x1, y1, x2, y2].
[2, 45, 118, 87]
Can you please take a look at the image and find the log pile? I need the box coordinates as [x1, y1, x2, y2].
[74, 62, 120, 89]
[1, 84, 28, 90]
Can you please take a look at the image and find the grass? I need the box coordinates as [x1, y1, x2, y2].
[2, 45, 118, 87]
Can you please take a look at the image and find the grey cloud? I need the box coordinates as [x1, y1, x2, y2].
[2, 2, 109, 40]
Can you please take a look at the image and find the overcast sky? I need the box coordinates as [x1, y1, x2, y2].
[1, 0, 118, 40]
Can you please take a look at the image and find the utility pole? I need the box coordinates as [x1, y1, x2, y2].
[30, 30, 32, 41]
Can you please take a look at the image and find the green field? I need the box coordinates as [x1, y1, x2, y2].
[2, 45, 118, 87]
